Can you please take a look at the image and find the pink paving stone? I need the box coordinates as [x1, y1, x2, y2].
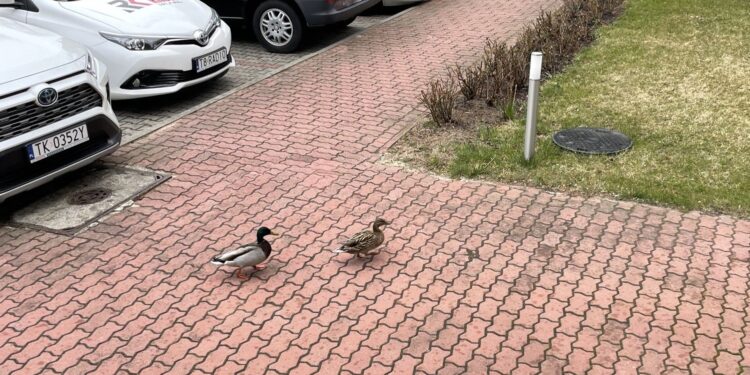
[519, 340, 548, 367]
[12, 352, 57, 375]
[564, 348, 594, 374]
[316, 354, 349, 374]
[639, 350, 668, 375]
[48, 344, 94, 373]
[298, 338, 337, 367]
[287, 362, 319, 375]
[491, 347, 524, 374]
[390, 355, 421, 375]
[588, 365, 615, 375]
[689, 359, 718, 375]
[665, 342, 692, 370]
[715, 351, 743, 374]
[415, 347, 450, 373]
[1, 0, 749, 373]
[614, 359, 642, 375]
[62, 360, 98, 375]
[269, 345, 307, 373]
[122, 346, 164, 373]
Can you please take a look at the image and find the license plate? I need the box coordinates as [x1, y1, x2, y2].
[194, 48, 228, 73]
[26, 124, 89, 164]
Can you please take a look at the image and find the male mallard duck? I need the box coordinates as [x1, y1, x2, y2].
[211, 227, 277, 279]
[334, 218, 390, 257]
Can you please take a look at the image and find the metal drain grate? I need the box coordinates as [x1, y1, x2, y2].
[67, 188, 112, 205]
[552, 127, 632, 155]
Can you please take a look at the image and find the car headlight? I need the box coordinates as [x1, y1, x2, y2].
[100, 32, 169, 51]
[84, 52, 97, 79]
[207, 9, 221, 34]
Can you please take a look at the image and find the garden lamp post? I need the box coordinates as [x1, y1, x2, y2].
[524, 52, 543, 162]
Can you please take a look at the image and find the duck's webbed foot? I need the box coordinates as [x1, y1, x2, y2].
[236, 268, 251, 280]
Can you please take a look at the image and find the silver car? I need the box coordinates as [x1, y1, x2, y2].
[204, 0, 382, 53]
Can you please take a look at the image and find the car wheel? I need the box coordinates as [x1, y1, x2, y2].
[253, 0, 303, 53]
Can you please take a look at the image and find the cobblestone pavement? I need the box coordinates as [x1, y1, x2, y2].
[2, 0, 750, 374]
[114, 14, 388, 144]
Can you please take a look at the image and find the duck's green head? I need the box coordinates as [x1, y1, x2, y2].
[257, 227, 277, 240]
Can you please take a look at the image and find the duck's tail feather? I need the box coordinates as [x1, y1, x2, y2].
[211, 257, 226, 265]
[333, 247, 349, 254]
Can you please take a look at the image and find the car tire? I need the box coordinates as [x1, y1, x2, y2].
[253, 0, 304, 53]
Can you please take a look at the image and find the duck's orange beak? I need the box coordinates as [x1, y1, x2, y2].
[269, 230, 279, 236]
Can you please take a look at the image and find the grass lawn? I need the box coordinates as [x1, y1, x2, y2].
[392, 0, 750, 217]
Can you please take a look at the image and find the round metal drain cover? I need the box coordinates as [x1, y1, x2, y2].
[552, 127, 632, 155]
[67, 188, 112, 205]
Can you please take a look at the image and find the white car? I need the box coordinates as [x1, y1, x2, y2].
[1, 0, 234, 100]
[0, 16, 120, 203]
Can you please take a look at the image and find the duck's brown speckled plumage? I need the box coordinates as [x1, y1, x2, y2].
[335, 218, 389, 257]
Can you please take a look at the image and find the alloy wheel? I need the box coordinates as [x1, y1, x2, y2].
[260, 8, 294, 47]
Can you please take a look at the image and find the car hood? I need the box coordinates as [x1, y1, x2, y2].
[0, 18, 85, 85]
[60, 0, 213, 36]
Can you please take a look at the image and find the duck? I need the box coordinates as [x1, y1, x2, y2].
[211, 227, 277, 279]
[334, 218, 390, 257]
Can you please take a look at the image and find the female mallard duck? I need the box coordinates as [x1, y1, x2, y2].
[212, 227, 277, 279]
[334, 218, 390, 257]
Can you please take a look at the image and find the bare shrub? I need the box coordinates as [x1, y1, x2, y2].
[452, 63, 486, 101]
[484, 0, 624, 104]
[481, 40, 514, 105]
[420, 75, 458, 126]
[423, 0, 625, 124]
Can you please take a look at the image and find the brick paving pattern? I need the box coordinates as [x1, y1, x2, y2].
[2, 0, 750, 374]
[115, 15, 387, 144]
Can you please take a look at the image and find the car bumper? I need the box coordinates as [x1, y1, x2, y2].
[0, 74, 121, 204]
[0, 122, 120, 204]
[98, 22, 234, 100]
[301, 0, 381, 27]
[382, 0, 427, 6]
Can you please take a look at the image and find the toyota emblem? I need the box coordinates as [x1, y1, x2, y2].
[194, 30, 209, 46]
[36, 87, 58, 107]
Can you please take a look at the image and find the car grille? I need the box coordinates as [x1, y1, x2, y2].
[121, 54, 232, 90]
[0, 84, 102, 142]
[164, 26, 219, 47]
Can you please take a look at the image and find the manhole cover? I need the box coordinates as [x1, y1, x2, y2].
[9, 165, 169, 233]
[67, 188, 113, 205]
[552, 127, 632, 155]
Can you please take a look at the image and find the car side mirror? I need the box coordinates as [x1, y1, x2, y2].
[0, 0, 23, 7]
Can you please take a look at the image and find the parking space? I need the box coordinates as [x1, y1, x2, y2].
[0, 6, 403, 237]
[114, 13, 391, 144]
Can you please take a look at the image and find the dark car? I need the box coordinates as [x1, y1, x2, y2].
[204, 0, 381, 53]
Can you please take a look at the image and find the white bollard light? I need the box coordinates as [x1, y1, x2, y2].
[524, 52, 543, 162]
